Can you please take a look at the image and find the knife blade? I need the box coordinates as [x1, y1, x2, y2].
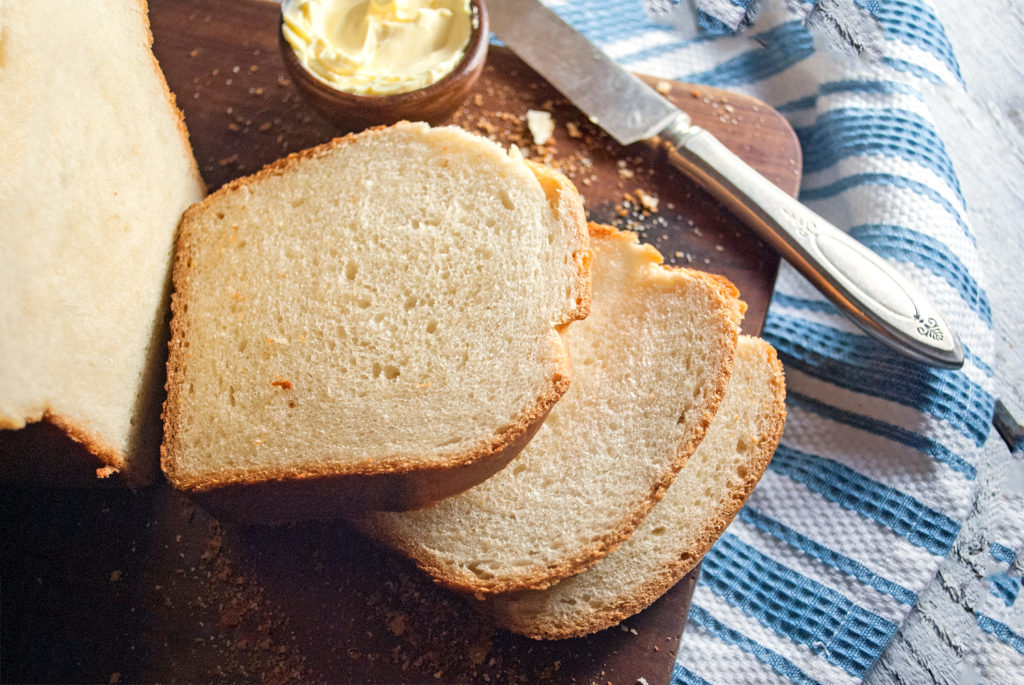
[488, 0, 965, 369]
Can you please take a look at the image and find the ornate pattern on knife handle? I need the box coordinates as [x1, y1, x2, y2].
[659, 114, 963, 368]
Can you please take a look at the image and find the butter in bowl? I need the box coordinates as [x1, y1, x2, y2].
[279, 0, 489, 130]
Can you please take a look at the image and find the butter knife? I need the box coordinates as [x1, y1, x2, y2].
[488, 0, 964, 369]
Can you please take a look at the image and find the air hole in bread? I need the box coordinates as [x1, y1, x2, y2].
[426, 320, 438, 334]
[356, 296, 372, 309]
[404, 295, 418, 311]
[345, 262, 358, 280]
[651, 526, 667, 536]
[499, 189, 515, 211]
[216, 211, 225, 220]
[372, 362, 382, 379]
[736, 437, 751, 454]
[383, 365, 400, 380]
[736, 463, 749, 478]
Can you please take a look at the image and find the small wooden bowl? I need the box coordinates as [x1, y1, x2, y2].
[280, 0, 489, 131]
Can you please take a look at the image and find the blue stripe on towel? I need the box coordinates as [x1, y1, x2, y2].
[799, 173, 973, 245]
[849, 224, 993, 328]
[976, 614, 1024, 655]
[873, 0, 963, 85]
[776, 80, 923, 117]
[738, 506, 919, 604]
[549, 0, 656, 46]
[687, 604, 824, 684]
[881, 56, 949, 86]
[683, 21, 815, 87]
[990, 542, 1018, 565]
[987, 572, 1022, 607]
[702, 533, 898, 678]
[671, 663, 714, 685]
[819, 79, 924, 99]
[696, 0, 759, 36]
[777, 94, 819, 113]
[763, 313, 994, 446]
[770, 445, 960, 556]
[795, 108, 963, 202]
[785, 390, 977, 479]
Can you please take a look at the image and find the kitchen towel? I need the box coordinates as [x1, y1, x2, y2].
[541, 0, 1023, 682]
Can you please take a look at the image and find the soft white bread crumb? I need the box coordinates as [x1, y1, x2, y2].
[0, 0, 205, 486]
[358, 224, 744, 593]
[161, 122, 591, 521]
[483, 335, 786, 639]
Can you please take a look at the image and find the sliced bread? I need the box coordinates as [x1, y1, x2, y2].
[357, 224, 744, 594]
[0, 0, 205, 486]
[483, 335, 786, 639]
[161, 122, 591, 521]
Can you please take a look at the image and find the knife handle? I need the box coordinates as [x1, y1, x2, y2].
[659, 115, 964, 369]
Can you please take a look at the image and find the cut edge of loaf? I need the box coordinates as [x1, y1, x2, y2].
[0, 0, 205, 488]
[484, 336, 786, 639]
[160, 123, 591, 520]
[356, 223, 745, 594]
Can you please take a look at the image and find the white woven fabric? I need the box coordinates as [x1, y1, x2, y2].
[538, 0, 1023, 681]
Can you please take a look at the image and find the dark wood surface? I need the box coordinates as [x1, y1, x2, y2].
[0, 0, 801, 683]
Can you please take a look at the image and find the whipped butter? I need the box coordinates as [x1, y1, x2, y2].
[282, 0, 473, 96]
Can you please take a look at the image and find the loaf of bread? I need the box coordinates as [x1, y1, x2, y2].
[483, 335, 786, 639]
[0, 0, 205, 486]
[161, 122, 591, 521]
[357, 224, 744, 594]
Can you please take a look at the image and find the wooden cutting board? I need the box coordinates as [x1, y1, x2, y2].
[0, 1, 801, 683]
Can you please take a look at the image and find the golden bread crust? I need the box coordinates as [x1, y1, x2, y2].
[161, 124, 590, 521]
[485, 336, 786, 639]
[357, 224, 745, 595]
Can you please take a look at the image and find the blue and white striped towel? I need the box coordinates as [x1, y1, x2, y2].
[540, 0, 1023, 682]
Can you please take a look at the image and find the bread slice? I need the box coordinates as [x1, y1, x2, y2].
[161, 122, 591, 522]
[357, 224, 744, 594]
[483, 335, 786, 639]
[0, 0, 205, 486]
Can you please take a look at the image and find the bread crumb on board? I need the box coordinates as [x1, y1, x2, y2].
[526, 109, 554, 146]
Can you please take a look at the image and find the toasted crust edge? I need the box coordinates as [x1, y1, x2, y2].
[488, 336, 787, 639]
[357, 224, 744, 594]
[159, 124, 591, 521]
